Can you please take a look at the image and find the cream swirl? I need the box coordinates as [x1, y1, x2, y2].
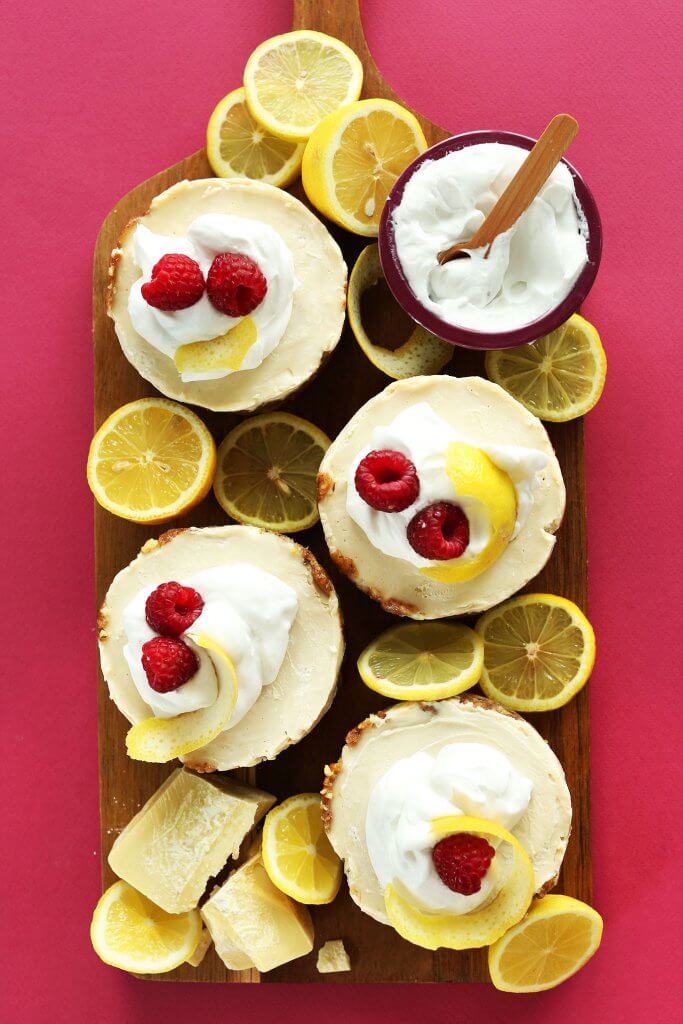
[122, 564, 297, 724]
[365, 743, 532, 915]
[346, 403, 548, 569]
[393, 142, 588, 332]
[128, 214, 296, 382]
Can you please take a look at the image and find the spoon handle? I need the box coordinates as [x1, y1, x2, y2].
[438, 114, 579, 264]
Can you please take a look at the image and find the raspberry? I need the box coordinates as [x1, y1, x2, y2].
[141, 636, 199, 693]
[407, 501, 470, 560]
[206, 252, 268, 316]
[432, 833, 496, 896]
[141, 254, 205, 311]
[354, 450, 420, 512]
[145, 581, 204, 637]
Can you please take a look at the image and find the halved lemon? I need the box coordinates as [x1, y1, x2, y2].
[348, 244, 453, 378]
[302, 99, 427, 235]
[244, 31, 363, 142]
[385, 816, 534, 950]
[90, 880, 202, 974]
[488, 894, 603, 992]
[126, 634, 238, 762]
[87, 398, 216, 524]
[213, 412, 330, 532]
[485, 315, 606, 422]
[206, 87, 304, 186]
[262, 793, 342, 905]
[475, 594, 596, 712]
[357, 622, 483, 701]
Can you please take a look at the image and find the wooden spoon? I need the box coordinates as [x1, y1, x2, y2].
[437, 114, 579, 265]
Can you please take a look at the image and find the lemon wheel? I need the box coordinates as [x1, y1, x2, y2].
[488, 894, 603, 992]
[262, 793, 342, 904]
[87, 398, 216, 524]
[475, 594, 596, 712]
[485, 315, 606, 422]
[244, 31, 363, 142]
[206, 87, 304, 186]
[385, 816, 535, 950]
[348, 244, 453, 378]
[213, 412, 330, 532]
[357, 622, 483, 701]
[302, 99, 427, 236]
[90, 881, 202, 974]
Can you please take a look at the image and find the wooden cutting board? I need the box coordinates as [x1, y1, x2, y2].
[92, 0, 591, 984]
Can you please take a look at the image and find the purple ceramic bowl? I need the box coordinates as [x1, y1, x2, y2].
[378, 130, 602, 350]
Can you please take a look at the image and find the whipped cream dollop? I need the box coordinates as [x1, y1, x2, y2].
[122, 564, 298, 724]
[393, 143, 588, 332]
[346, 403, 548, 569]
[128, 214, 296, 381]
[366, 743, 532, 915]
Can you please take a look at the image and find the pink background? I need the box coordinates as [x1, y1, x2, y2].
[2, 1, 680, 1021]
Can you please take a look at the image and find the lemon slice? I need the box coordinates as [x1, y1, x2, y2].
[488, 894, 603, 992]
[475, 594, 596, 712]
[357, 622, 483, 701]
[90, 881, 202, 974]
[348, 245, 453, 378]
[126, 634, 238, 763]
[206, 87, 305, 186]
[302, 99, 427, 236]
[213, 412, 330, 532]
[485, 314, 607, 422]
[385, 816, 534, 950]
[87, 398, 216, 524]
[262, 793, 342, 905]
[244, 31, 363, 142]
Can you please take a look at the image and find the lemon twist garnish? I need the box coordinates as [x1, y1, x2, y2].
[384, 815, 534, 951]
[420, 443, 517, 583]
[125, 634, 238, 763]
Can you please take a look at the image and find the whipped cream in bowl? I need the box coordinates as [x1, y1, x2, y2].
[379, 131, 602, 349]
[122, 564, 298, 728]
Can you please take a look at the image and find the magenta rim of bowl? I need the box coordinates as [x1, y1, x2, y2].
[378, 130, 603, 350]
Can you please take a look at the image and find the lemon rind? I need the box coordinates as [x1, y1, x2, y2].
[347, 244, 452, 379]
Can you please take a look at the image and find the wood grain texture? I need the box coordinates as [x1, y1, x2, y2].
[92, 0, 590, 985]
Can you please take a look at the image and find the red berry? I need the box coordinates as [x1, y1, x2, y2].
[407, 501, 470, 560]
[354, 450, 420, 512]
[145, 581, 204, 637]
[141, 254, 205, 311]
[141, 636, 199, 693]
[206, 252, 268, 316]
[432, 833, 495, 896]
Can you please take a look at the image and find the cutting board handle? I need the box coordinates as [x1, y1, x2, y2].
[292, 0, 394, 101]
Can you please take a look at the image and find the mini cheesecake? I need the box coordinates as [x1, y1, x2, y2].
[317, 375, 565, 618]
[98, 525, 344, 771]
[107, 178, 347, 412]
[322, 696, 572, 926]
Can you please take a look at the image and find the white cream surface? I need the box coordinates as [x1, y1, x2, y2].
[346, 403, 548, 569]
[128, 214, 296, 382]
[365, 743, 532, 914]
[393, 143, 588, 332]
[122, 564, 298, 723]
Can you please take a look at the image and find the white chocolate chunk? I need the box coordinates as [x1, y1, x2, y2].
[316, 939, 351, 973]
[108, 768, 275, 913]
